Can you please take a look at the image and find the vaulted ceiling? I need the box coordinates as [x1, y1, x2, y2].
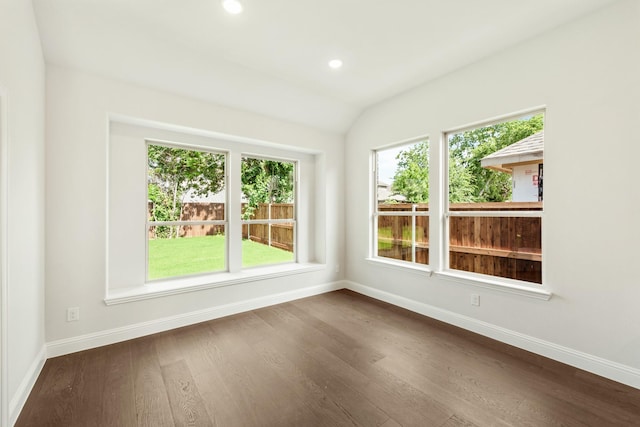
[33, 0, 617, 133]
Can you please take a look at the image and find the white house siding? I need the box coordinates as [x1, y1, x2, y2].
[512, 164, 541, 202]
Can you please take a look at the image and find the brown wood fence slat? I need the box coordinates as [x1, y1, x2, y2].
[148, 201, 542, 283]
[149, 202, 294, 252]
[377, 202, 542, 284]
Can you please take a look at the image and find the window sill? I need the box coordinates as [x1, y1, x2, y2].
[366, 257, 433, 276]
[365, 258, 551, 301]
[105, 263, 326, 305]
[436, 270, 551, 300]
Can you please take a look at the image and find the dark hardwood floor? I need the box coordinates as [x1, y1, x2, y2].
[15, 290, 640, 426]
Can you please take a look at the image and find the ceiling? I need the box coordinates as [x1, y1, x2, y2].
[32, 0, 617, 133]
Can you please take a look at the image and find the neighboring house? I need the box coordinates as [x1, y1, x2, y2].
[377, 181, 407, 203]
[480, 131, 544, 202]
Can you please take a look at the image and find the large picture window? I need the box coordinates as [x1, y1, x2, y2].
[373, 139, 430, 266]
[446, 112, 544, 284]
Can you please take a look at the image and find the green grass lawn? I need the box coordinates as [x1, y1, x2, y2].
[148, 235, 294, 280]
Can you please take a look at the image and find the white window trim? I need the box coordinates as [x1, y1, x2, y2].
[365, 256, 433, 276]
[105, 262, 325, 305]
[435, 270, 551, 300]
[364, 257, 550, 300]
[106, 118, 321, 304]
[369, 109, 552, 301]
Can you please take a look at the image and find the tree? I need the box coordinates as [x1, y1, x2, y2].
[241, 158, 294, 219]
[147, 145, 225, 238]
[391, 141, 430, 203]
[447, 153, 476, 203]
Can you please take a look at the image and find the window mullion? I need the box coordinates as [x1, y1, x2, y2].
[411, 204, 416, 263]
[228, 151, 242, 273]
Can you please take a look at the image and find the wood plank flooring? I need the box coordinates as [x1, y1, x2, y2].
[15, 290, 640, 426]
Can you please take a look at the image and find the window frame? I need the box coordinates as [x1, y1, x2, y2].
[443, 109, 545, 286]
[145, 140, 229, 282]
[368, 109, 551, 299]
[372, 137, 430, 268]
[106, 119, 322, 305]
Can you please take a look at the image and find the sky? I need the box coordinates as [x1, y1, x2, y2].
[376, 145, 405, 184]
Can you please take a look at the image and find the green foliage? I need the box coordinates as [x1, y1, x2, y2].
[447, 154, 476, 203]
[241, 158, 294, 219]
[389, 115, 543, 204]
[448, 114, 543, 203]
[147, 183, 174, 238]
[391, 140, 429, 203]
[147, 144, 225, 238]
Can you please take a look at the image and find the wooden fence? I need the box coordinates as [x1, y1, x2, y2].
[378, 202, 542, 284]
[148, 202, 294, 252]
[149, 200, 542, 283]
[241, 203, 294, 252]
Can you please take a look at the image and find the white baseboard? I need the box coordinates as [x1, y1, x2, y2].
[9, 345, 46, 427]
[344, 280, 640, 390]
[47, 281, 343, 358]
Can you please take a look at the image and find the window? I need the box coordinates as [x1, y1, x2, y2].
[107, 120, 320, 302]
[370, 111, 545, 290]
[147, 142, 227, 280]
[145, 146, 301, 280]
[445, 112, 544, 284]
[373, 139, 430, 266]
[241, 156, 296, 268]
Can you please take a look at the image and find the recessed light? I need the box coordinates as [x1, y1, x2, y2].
[222, 0, 243, 15]
[328, 59, 343, 69]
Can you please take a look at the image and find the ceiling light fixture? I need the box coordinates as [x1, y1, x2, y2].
[222, 0, 243, 15]
[328, 59, 343, 70]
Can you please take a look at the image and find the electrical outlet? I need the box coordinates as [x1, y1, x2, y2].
[335, 264, 340, 273]
[67, 307, 80, 322]
[470, 294, 480, 306]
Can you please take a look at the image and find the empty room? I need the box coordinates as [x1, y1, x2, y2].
[2, 0, 640, 425]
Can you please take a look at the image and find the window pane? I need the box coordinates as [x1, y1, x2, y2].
[377, 215, 413, 262]
[148, 226, 226, 280]
[241, 157, 296, 267]
[147, 143, 227, 280]
[415, 215, 429, 265]
[447, 114, 543, 205]
[375, 139, 430, 266]
[448, 216, 541, 284]
[148, 144, 226, 223]
[376, 139, 429, 205]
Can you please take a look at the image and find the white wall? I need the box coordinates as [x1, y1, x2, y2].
[0, 0, 46, 423]
[45, 66, 344, 345]
[346, 0, 640, 382]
